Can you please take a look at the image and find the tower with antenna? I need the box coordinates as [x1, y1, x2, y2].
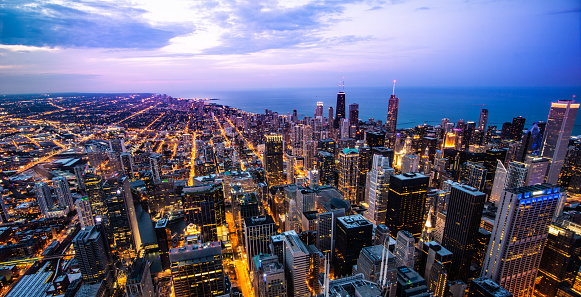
[385, 79, 400, 148]
[334, 77, 346, 129]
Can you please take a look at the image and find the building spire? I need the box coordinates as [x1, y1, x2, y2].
[392, 80, 396, 96]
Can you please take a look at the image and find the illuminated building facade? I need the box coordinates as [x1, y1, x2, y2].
[265, 134, 285, 186]
[333, 215, 373, 277]
[386, 173, 429, 240]
[542, 100, 579, 184]
[337, 148, 359, 203]
[183, 184, 225, 242]
[169, 242, 225, 297]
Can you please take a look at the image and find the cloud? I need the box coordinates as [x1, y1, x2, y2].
[415, 7, 430, 11]
[0, 1, 185, 49]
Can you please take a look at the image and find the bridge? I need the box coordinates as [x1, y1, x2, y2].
[0, 254, 73, 268]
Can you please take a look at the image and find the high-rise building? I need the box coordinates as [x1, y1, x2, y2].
[120, 152, 135, 178]
[340, 118, 350, 139]
[349, 103, 359, 128]
[386, 94, 400, 148]
[73, 225, 112, 285]
[53, 177, 74, 210]
[265, 134, 285, 186]
[415, 241, 452, 297]
[328, 107, 334, 128]
[335, 91, 346, 129]
[468, 277, 512, 297]
[337, 148, 359, 203]
[356, 244, 397, 293]
[303, 141, 316, 170]
[282, 230, 312, 297]
[401, 155, 419, 174]
[515, 122, 544, 162]
[34, 181, 53, 216]
[524, 155, 550, 186]
[481, 184, 562, 297]
[542, 100, 580, 184]
[125, 258, 154, 297]
[84, 172, 107, 224]
[252, 253, 286, 297]
[169, 242, 226, 297]
[366, 131, 386, 148]
[396, 267, 429, 297]
[244, 215, 277, 261]
[183, 184, 225, 242]
[333, 215, 373, 277]
[109, 138, 126, 153]
[316, 151, 335, 185]
[365, 155, 394, 225]
[510, 116, 526, 141]
[316, 208, 345, 260]
[460, 162, 487, 191]
[386, 173, 429, 240]
[149, 153, 163, 182]
[103, 176, 135, 257]
[489, 161, 528, 206]
[315, 101, 324, 117]
[155, 218, 172, 271]
[534, 220, 581, 297]
[395, 230, 416, 268]
[441, 185, 486, 281]
[478, 108, 489, 132]
[76, 197, 94, 228]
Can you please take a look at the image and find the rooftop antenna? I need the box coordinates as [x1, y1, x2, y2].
[392, 80, 396, 95]
[342, 77, 345, 92]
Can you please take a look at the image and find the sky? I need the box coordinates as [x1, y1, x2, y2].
[0, 0, 579, 94]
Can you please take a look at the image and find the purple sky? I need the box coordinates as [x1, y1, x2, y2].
[0, 0, 579, 94]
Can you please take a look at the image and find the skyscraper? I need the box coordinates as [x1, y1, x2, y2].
[315, 101, 324, 117]
[252, 253, 286, 297]
[386, 93, 400, 148]
[155, 218, 172, 271]
[542, 100, 580, 184]
[333, 215, 373, 277]
[335, 90, 346, 129]
[316, 208, 345, 260]
[337, 148, 359, 203]
[282, 230, 312, 297]
[441, 185, 486, 281]
[395, 230, 416, 268]
[316, 151, 335, 185]
[264, 134, 285, 186]
[481, 184, 562, 297]
[34, 181, 53, 216]
[364, 155, 394, 225]
[478, 108, 488, 132]
[349, 103, 359, 129]
[401, 155, 419, 174]
[244, 215, 277, 261]
[183, 184, 225, 242]
[149, 153, 163, 182]
[76, 197, 94, 228]
[120, 152, 135, 178]
[510, 116, 526, 141]
[385, 173, 429, 240]
[169, 242, 226, 297]
[53, 176, 74, 210]
[489, 161, 528, 206]
[125, 258, 154, 297]
[73, 225, 112, 285]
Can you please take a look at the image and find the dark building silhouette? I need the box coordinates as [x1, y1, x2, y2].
[264, 134, 285, 186]
[183, 184, 225, 242]
[385, 173, 429, 240]
[333, 214, 373, 277]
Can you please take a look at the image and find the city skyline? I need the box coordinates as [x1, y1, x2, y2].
[1, 0, 580, 94]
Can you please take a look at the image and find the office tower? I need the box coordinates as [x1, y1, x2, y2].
[396, 267, 429, 297]
[252, 254, 286, 297]
[0, 188, 9, 223]
[386, 173, 429, 240]
[338, 148, 359, 202]
[415, 241, 452, 297]
[283, 230, 311, 297]
[441, 185, 486, 281]
[316, 208, 345, 260]
[34, 181, 53, 216]
[328, 107, 334, 127]
[244, 215, 277, 260]
[75, 165, 86, 190]
[307, 169, 319, 187]
[524, 155, 550, 186]
[542, 100, 580, 184]
[297, 187, 316, 213]
[326, 274, 383, 297]
[84, 172, 107, 223]
[335, 90, 346, 129]
[469, 277, 512, 297]
[73, 225, 112, 285]
[356, 245, 397, 290]
[303, 141, 316, 170]
[482, 184, 562, 297]
[460, 162, 487, 191]
[76, 198, 94, 228]
[340, 118, 350, 139]
[183, 184, 225, 242]
[265, 134, 285, 186]
[333, 215, 373, 277]
[515, 122, 544, 162]
[401, 155, 419, 174]
[53, 177, 74, 210]
[365, 155, 394, 225]
[374, 224, 391, 247]
[120, 152, 135, 178]
[109, 138, 126, 153]
[386, 93, 400, 147]
[149, 153, 163, 182]
[349, 103, 359, 128]
[510, 116, 526, 141]
[316, 151, 334, 185]
[372, 147, 395, 167]
[170, 242, 226, 297]
[534, 220, 581, 297]
[489, 161, 528, 206]
[318, 138, 336, 156]
[366, 131, 386, 148]
[315, 101, 324, 117]
[292, 109, 298, 122]
[125, 258, 154, 297]
[104, 176, 134, 257]
[561, 142, 581, 193]
[478, 108, 488, 132]
[395, 230, 416, 268]
[155, 218, 172, 271]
